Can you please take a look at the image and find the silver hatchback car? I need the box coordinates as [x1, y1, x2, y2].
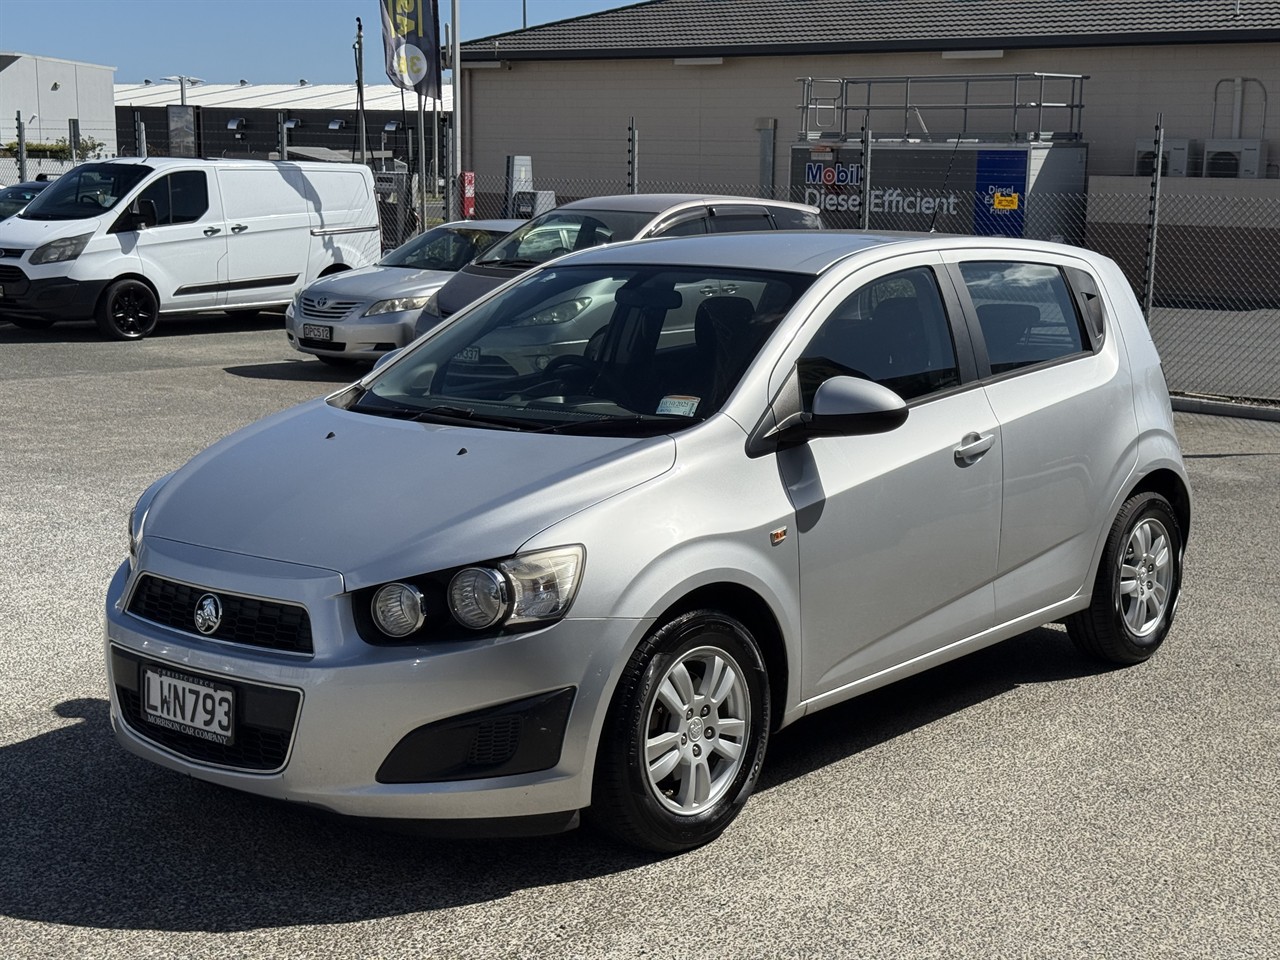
[105, 231, 1189, 852]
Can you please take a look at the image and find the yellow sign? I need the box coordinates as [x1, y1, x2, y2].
[993, 192, 1020, 211]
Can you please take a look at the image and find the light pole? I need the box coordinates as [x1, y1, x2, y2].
[161, 75, 204, 105]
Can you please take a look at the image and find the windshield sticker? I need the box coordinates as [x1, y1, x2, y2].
[658, 396, 700, 417]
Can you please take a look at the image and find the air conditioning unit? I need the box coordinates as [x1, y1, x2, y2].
[1202, 138, 1266, 179]
[1133, 138, 1195, 177]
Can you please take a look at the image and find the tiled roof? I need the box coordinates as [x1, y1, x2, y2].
[460, 0, 1280, 61]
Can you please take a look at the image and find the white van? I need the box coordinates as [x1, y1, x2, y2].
[0, 157, 381, 340]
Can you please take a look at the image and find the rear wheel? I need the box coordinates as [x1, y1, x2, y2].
[95, 279, 158, 341]
[589, 609, 770, 853]
[1066, 492, 1183, 664]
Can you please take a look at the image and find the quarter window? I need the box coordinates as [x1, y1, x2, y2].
[799, 266, 961, 403]
[958, 262, 1089, 374]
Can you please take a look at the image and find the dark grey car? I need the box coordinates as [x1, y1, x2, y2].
[415, 194, 822, 335]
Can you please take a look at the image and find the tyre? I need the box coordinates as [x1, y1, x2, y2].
[1066, 492, 1183, 664]
[589, 609, 770, 853]
[8, 317, 56, 330]
[95, 279, 158, 341]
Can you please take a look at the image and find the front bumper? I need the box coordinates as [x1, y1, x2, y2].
[104, 542, 646, 825]
[0, 267, 107, 322]
[284, 303, 419, 361]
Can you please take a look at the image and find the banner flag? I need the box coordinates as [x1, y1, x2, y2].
[381, 0, 442, 100]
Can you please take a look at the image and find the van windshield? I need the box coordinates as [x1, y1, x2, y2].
[20, 164, 153, 220]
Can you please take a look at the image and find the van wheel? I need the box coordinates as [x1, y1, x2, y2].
[96, 280, 159, 341]
[589, 610, 770, 853]
[1066, 492, 1183, 664]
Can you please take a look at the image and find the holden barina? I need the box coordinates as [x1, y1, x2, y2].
[105, 231, 1189, 852]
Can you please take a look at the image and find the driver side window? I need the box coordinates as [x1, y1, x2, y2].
[798, 266, 960, 404]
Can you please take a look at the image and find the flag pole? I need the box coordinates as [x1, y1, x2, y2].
[355, 17, 367, 165]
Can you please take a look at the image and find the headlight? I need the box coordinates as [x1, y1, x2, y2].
[364, 295, 432, 318]
[371, 582, 427, 637]
[512, 298, 591, 326]
[30, 232, 93, 265]
[448, 545, 585, 630]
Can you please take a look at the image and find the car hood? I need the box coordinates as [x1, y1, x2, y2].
[144, 398, 676, 589]
[0, 212, 104, 246]
[304, 264, 457, 300]
[433, 263, 516, 316]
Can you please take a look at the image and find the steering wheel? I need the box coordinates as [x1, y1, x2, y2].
[542, 354, 622, 399]
[79, 195, 102, 207]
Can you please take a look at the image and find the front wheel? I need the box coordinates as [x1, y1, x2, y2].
[1066, 492, 1184, 664]
[589, 609, 770, 853]
[95, 279, 158, 341]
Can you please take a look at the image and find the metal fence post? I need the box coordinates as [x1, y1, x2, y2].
[1142, 114, 1164, 322]
[859, 126, 872, 230]
[628, 117, 638, 195]
[16, 112, 27, 182]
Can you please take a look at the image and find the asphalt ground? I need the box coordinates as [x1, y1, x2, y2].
[1, 315, 1277, 960]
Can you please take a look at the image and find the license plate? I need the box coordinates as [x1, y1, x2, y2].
[142, 666, 235, 745]
[454, 345, 480, 362]
[303, 323, 333, 341]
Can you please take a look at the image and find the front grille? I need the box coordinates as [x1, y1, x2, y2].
[299, 338, 345, 352]
[0, 248, 25, 260]
[299, 295, 361, 321]
[128, 574, 314, 654]
[112, 647, 300, 772]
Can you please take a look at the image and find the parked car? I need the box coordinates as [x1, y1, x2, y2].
[414, 194, 823, 335]
[105, 230, 1189, 853]
[0, 181, 50, 223]
[284, 218, 524, 365]
[0, 157, 379, 340]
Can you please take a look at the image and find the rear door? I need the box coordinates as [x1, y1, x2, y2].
[216, 166, 310, 306]
[942, 250, 1138, 623]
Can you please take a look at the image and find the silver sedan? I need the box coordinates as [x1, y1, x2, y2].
[107, 230, 1189, 852]
[284, 218, 523, 364]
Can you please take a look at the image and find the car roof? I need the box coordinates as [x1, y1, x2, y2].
[556, 193, 816, 215]
[556, 230, 1098, 276]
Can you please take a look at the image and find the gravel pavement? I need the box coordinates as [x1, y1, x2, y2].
[1, 316, 1277, 959]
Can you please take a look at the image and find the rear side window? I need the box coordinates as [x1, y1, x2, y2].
[708, 211, 774, 233]
[958, 262, 1089, 374]
[799, 266, 961, 403]
[771, 207, 823, 230]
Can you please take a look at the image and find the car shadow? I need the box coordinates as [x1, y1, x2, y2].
[0, 629, 1110, 933]
[0, 313, 282, 342]
[224, 359, 367, 383]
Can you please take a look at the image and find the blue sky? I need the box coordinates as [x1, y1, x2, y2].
[0, 0, 633, 84]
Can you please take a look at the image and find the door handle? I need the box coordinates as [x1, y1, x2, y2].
[203, 226, 221, 236]
[954, 431, 995, 465]
[230, 224, 248, 233]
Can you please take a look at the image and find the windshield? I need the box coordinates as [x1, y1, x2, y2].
[379, 224, 510, 271]
[0, 184, 46, 220]
[20, 163, 152, 220]
[349, 262, 813, 436]
[473, 209, 654, 268]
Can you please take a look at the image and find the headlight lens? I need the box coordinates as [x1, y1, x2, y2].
[447, 545, 584, 630]
[448, 567, 509, 630]
[512, 298, 591, 326]
[30, 232, 93, 265]
[372, 582, 427, 637]
[364, 295, 432, 318]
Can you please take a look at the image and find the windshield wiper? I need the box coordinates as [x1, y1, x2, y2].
[410, 405, 531, 431]
[535, 415, 703, 436]
[475, 258, 543, 269]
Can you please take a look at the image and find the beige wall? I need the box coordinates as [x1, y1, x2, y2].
[462, 42, 1278, 189]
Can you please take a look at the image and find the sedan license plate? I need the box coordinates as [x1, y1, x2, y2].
[142, 667, 234, 745]
[303, 323, 333, 342]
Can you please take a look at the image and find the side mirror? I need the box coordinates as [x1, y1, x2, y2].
[113, 198, 158, 233]
[372, 348, 402, 372]
[773, 376, 908, 444]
